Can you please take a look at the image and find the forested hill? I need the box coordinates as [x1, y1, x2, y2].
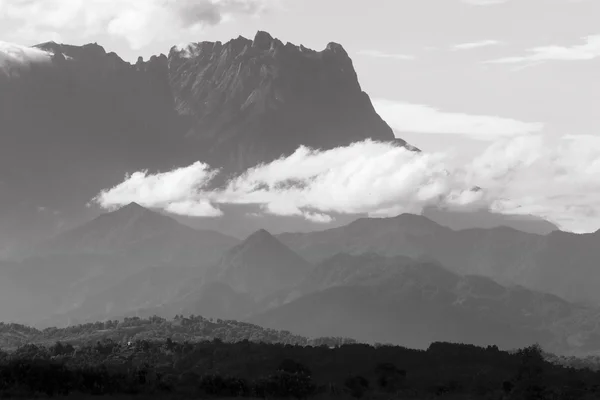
[0, 315, 356, 351]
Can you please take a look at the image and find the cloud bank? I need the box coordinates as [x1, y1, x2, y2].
[372, 99, 544, 140]
[94, 134, 600, 233]
[0, 0, 272, 50]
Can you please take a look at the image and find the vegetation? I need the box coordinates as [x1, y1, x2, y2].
[2, 316, 600, 398]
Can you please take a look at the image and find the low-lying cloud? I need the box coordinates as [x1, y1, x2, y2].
[93, 135, 600, 233]
[0, 0, 272, 50]
[372, 99, 544, 141]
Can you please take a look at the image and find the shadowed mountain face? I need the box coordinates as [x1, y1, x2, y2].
[0, 32, 409, 249]
[250, 253, 600, 355]
[0, 204, 239, 323]
[276, 214, 600, 306]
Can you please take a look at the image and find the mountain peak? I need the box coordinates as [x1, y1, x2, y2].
[242, 228, 279, 247]
[325, 42, 348, 56]
[213, 228, 311, 297]
[252, 30, 274, 50]
[108, 202, 155, 219]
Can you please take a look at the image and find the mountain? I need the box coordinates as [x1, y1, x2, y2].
[0, 204, 239, 323]
[0, 32, 413, 249]
[35, 227, 309, 326]
[422, 206, 560, 235]
[251, 253, 600, 355]
[207, 229, 312, 298]
[27, 202, 237, 262]
[277, 213, 451, 264]
[276, 213, 600, 306]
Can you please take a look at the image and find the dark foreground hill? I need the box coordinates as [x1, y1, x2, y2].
[1, 316, 600, 399]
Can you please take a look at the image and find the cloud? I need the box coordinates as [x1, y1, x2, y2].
[485, 34, 600, 65]
[356, 50, 415, 61]
[93, 133, 600, 233]
[94, 161, 223, 216]
[0, 41, 52, 76]
[0, 0, 272, 50]
[372, 99, 544, 140]
[451, 40, 505, 51]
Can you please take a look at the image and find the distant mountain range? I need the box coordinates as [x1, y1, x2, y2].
[276, 213, 600, 306]
[2, 202, 599, 357]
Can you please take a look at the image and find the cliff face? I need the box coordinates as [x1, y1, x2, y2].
[167, 31, 405, 170]
[2, 32, 405, 177]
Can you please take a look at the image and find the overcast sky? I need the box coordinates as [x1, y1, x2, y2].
[1, 0, 600, 232]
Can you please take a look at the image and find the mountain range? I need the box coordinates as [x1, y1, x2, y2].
[276, 214, 600, 306]
[0, 202, 599, 357]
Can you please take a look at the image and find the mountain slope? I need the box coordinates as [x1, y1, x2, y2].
[208, 229, 312, 298]
[250, 253, 599, 355]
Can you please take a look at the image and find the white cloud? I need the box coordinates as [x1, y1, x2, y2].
[0, 0, 272, 50]
[0, 41, 52, 76]
[372, 99, 544, 140]
[94, 161, 222, 216]
[451, 40, 504, 51]
[93, 135, 600, 233]
[356, 50, 415, 61]
[486, 34, 600, 65]
[164, 200, 223, 217]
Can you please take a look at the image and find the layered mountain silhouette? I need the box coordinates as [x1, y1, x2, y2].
[277, 213, 600, 306]
[251, 253, 600, 355]
[3, 204, 600, 356]
[43, 225, 312, 326]
[0, 203, 238, 323]
[45, 227, 311, 326]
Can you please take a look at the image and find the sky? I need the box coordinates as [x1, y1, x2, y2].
[1, 0, 600, 232]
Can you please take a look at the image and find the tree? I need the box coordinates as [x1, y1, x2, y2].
[374, 362, 406, 393]
[344, 375, 370, 399]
